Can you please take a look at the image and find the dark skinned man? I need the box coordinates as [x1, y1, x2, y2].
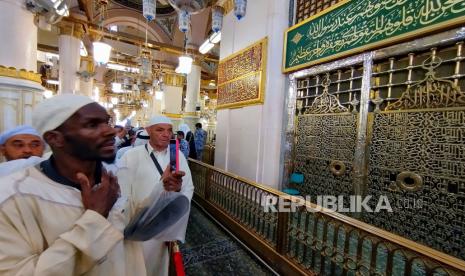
[0, 95, 184, 275]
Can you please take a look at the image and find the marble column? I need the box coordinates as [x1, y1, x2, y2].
[183, 63, 201, 128]
[58, 21, 84, 94]
[0, 0, 44, 133]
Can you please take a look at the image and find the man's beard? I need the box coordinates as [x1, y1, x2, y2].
[63, 134, 116, 163]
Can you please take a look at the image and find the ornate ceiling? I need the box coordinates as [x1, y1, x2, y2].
[112, 0, 176, 15]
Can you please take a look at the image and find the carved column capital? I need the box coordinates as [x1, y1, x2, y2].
[58, 21, 85, 39]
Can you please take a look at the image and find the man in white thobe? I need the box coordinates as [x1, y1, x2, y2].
[0, 95, 187, 275]
[117, 115, 194, 276]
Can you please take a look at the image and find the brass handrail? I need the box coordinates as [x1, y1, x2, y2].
[188, 159, 465, 275]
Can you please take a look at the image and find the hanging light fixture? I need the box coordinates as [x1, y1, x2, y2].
[176, 55, 193, 74]
[143, 0, 156, 21]
[199, 40, 214, 54]
[93, 42, 112, 65]
[93, 1, 112, 65]
[211, 6, 224, 33]
[234, 0, 247, 20]
[178, 9, 190, 33]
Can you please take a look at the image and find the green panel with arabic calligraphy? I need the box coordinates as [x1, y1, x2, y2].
[283, 0, 465, 72]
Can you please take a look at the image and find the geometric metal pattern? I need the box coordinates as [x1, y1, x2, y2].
[294, 114, 357, 200]
[292, 42, 465, 259]
[304, 74, 348, 114]
[189, 159, 465, 275]
[364, 109, 465, 259]
[386, 56, 465, 110]
[295, 0, 342, 23]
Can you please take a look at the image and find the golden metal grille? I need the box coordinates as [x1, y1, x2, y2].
[295, 0, 342, 23]
[190, 161, 278, 246]
[294, 114, 357, 199]
[292, 40, 465, 258]
[363, 44, 465, 259]
[189, 159, 465, 275]
[294, 68, 363, 202]
[296, 67, 364, 114]
[370, 43, 465, 111]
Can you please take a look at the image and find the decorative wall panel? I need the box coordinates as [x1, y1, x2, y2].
[217, 37, 267, 109]
[295, 0, 342, 23]
[289, 38, 465, 258]
[284, 0, 465, 72]
[363, 50, 465, 259]
[294, 113, 357, 199]
[364, 109, 465, 258]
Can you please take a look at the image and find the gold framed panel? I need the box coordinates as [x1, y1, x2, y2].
[282, 0, 465, 73]
[217, 37, 267, 109]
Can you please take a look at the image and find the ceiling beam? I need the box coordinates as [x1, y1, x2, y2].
[62, 16, 219, 63]
[37, 43, 176, 69]
[77, 0, 93, 21]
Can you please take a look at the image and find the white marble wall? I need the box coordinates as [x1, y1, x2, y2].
[0, 77, 43, 131]
[215, 0, 289, 189]
[0, 0, 43, 134]
[163, 85, 183, 115]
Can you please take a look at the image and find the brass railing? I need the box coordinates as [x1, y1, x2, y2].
[188, 159, 465, 276]
[201, 144, 215, 166]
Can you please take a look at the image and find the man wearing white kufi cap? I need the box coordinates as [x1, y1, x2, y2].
[0, 94, 150, 275]
[0, 125, 46, 177]
[117, 115, 194, 276]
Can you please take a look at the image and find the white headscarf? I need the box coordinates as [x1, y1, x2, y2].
[178, 123, 191, 136]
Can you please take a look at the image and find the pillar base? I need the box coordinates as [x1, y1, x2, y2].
[0, 76, 44, 133]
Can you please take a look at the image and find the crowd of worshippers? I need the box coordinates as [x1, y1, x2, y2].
[112, 121, 207, 161]
[0, 94, 207, 275]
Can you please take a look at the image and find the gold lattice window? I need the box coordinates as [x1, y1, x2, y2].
[295, 66, 364, 115]
[295, 0, 342, 23]
[371, 42, 465, 111]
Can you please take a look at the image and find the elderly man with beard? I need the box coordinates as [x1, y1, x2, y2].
[0, 94, 184, 275]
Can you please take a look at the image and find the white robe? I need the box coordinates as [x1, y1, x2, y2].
[0, 156, 44, 177]
[0, 167, 146, 276]
[117, 143, 194, 276]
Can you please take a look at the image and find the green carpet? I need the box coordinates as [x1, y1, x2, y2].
[180, 203, 276, 276]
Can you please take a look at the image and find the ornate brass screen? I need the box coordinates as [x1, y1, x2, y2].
[290, 34, 465, 259]
[189, 159, 465, 275]
[294, 70, 362, 201]
[295, 0, 343, 23]
[363, 45, 465, 259]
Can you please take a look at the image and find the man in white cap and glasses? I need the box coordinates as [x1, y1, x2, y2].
[0, 94, 151, 275]
[117, 115, 194, 276]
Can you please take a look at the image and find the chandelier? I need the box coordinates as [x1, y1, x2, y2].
[93, 0, 112, 65]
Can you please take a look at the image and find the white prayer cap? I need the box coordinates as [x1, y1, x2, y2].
[33, 94, 95, 136]
[147, 115, 172, 127]
[0, 125, 41, 145]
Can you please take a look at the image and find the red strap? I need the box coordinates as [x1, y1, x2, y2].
[173, 252, 185, 276]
